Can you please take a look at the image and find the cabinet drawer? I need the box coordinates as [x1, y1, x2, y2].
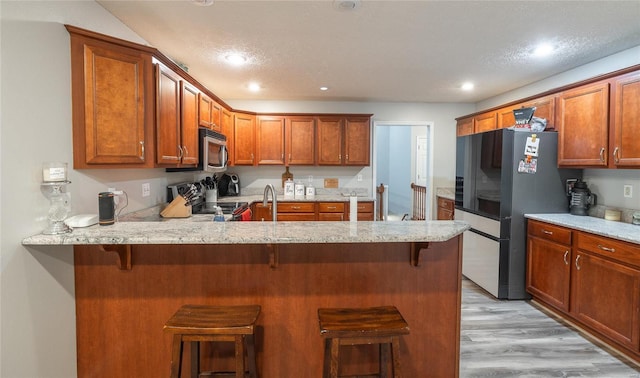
[356, 201, 374, 213]
[577, 232, 640, 268]
[318, 202, 345, 213]
[437, 197, 454, 211]
[278, 202, 316, 213]
[527, 220, 572, 246]
[318, 213, 344, 221]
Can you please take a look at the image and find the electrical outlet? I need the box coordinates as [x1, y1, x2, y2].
[623, 185, 632, 198]
[357, 174, 363, 182]
[142, 183, 151, 197]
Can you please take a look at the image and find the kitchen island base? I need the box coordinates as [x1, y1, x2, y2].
[74, 237, 462, 377]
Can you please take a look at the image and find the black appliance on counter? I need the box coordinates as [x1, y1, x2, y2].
[166, 182, 247, 216]
[217, 173, 240, 196]
[455, 129, 581, 299]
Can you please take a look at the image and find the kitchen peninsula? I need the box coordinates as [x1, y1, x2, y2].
[23, 220, 469, 377]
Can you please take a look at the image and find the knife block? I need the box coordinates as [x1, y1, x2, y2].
[160, 196, 192, 218]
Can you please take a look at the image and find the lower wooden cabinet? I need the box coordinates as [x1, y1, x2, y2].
[252, 201, 374, 221]
[436, 196, 454, 220]
[527, 219, 640, 361]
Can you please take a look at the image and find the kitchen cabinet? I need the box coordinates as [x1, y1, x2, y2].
[526, 220, 572, 312]
[456, 117, 474, 137]
[557, 80, 610, 167]
[221, 109, 234, 165]
[436, 196, 454, 220]
[67, 26, 154, 168]
[527, 219, 640, 360]
[198, 92, 222, 132]
[318, 202, 345, 221]
[346, 201, 375, 221]
[610, 71, 640, 167]
[317, 116, 371, 166]
[155, 62, 198, 166]
[252, 202, 315, 221]
[233, 113, 256, 165]
[474, 112, 497, 133]
[286, 116, 316, 165]
[256, 116, 285, 165]
[497, 95, 556, 129]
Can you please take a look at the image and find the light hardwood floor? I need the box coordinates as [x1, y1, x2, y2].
[460, 277, 640, 377]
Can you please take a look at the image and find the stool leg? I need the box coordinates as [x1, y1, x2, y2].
[245, 334, 258, 378]
[391, 336, 402, 378]
[170, 334, 184, 378]
[234, 335, 245, 378]
[380, 342, 391, 378]
[190, 341, 200, 378]
[329, 338, 340, 378]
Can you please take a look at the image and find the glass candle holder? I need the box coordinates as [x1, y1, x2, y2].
[42, 162, 68, 182]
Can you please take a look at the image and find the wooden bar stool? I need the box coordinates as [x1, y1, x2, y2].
[318, 306, 410, 378]
[164, 304, 260, 378]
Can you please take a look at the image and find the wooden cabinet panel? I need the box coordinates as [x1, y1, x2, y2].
[577, 232, 640, 268]
[319, 202, 345, 222]
[344, 117, 370, 165]
[474, 112, 496, 133]
[286, 116, 316, 165]
[611, 71, 640, 167]
[198, 93, 222, 132]
[71, 33, 152, 167]
[317, 117, 343, 165]
[456, 117, 474, 137]
[528, 220, 572, 246]
[497, 95, 556, 129]
[346, 201, 374, 221]
[571, 252, 640, 351]
[557, 81, 610, 167]
[155, 63, 182, 165]
[180, 81, 199, 166]
[221, 109, 234, 165]
[527, 234, 572, 313]
[256, 116, 285, 165]
[233, 113, 256, 165]
[436, 196, 454, 220]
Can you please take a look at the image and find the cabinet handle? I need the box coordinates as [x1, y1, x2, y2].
[291, 206, 301, 210]
[327, 206, 337, 210]
[139, 141, 144, 159]
[251, 153, 254, 163]
[599, 147, 605, 162]
[178, 145, 184, 159]
[346, 154, 349, 161]
[338, 154, 342, 160]
[597, 244, 616, 253]
[542, 229, 553, 235]
[289, 153, 292, 161]
[613, 147, 620, 164]
[575, 255, 581, 270]
[282, 153, 284, 160]
[183, 146, 189, 157]
[563, 250, 569, 265]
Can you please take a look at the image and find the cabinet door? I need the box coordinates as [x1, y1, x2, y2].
[77, 39, 150, 166]
[198, 92, 213, 128]
[344, 117, 370, 166]
[221, 109, 234, 166]
[571, 252, 640, 351]
[233, 113, 256, 165]
[317, 117, 343, 165]
[436, 197, 454, 220]
[180, 81, 199, 166]
[498, 95, 556, 129]
[474, 112, 496, 133]
[557, 81, 610, 167]
[611, 71, 640, 167]
[456, 117, 474, 136]
[286, 116, 316, 165]
[155, 64, 181, 165]
[526, 236, 571, 312]
[256, 116, 285, 165]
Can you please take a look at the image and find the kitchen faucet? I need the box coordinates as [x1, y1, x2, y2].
[263, 184, 277, 222]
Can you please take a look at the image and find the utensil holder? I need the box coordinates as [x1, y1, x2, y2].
[160, 196, 192, 218]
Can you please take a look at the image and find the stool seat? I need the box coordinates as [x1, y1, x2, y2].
[164, 304, 260, 378]
[318, 306, 409, 378]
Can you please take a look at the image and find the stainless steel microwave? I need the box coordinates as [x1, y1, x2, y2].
[167, 128, 228, 173]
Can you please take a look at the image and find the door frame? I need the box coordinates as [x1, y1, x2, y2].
[372, 120, 434, 221]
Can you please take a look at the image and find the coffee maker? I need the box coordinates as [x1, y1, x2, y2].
[568, 179, 597, 216]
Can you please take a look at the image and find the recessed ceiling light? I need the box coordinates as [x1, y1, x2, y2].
[461, 82, 474, 91]
[533, 43, 554, 57]
[320, 86, 329, 91]
[192, 0, 214, 6]
[225, 54, 247, 66]
[248, 82, 261, 92]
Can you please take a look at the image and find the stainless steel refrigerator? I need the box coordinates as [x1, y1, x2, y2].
[455, 129, 581, 299]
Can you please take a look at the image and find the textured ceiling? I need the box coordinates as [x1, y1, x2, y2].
[97, 0, 640, 103]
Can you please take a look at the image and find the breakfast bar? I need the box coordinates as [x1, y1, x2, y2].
[23, 220, 469, 377]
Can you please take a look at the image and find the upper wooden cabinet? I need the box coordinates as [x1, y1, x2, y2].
[557, 80, 610, 167]
[256, 116, 286, 165]
[610, 71, 640, 167]
[198, 92, 222, 132]
[67, 26, 154, 168]
[497, 95, 556, 129]
[221, 109, 234, 166]
[474, 112, 497, 133]
[286, 116, 316, 165]
[317, 116, 371, 166]
[456, 117, 474, 137]
[155, 62, 198, 166]
[233, 113, 256, 165]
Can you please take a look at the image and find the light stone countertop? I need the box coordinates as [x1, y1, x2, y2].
[525, 213, 640, 245]
[436, 188, 455, 200]
[22, 220, 469, 246]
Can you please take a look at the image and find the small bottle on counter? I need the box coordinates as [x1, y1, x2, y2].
[284, 178, 295, 199]
[213, 207, 225, 222]
[294, 181, 305, 199]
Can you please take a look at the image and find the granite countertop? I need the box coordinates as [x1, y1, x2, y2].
[22, 220, 469, 246]
[436, 187, 455, 200]
[525, 213, 640, 245]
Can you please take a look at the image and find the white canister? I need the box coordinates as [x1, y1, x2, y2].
[294, 182, 305, 199]
[284, 179, 295, 199]
[305, 185, 315, 199]
[349, 192, 358, 222]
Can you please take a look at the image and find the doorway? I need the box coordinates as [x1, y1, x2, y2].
[373, 121, 434, 221]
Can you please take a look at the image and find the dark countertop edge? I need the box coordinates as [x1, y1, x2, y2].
[525, 213, 640, 245]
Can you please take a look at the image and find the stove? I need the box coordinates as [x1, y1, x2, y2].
[167, 182, 247, 215]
